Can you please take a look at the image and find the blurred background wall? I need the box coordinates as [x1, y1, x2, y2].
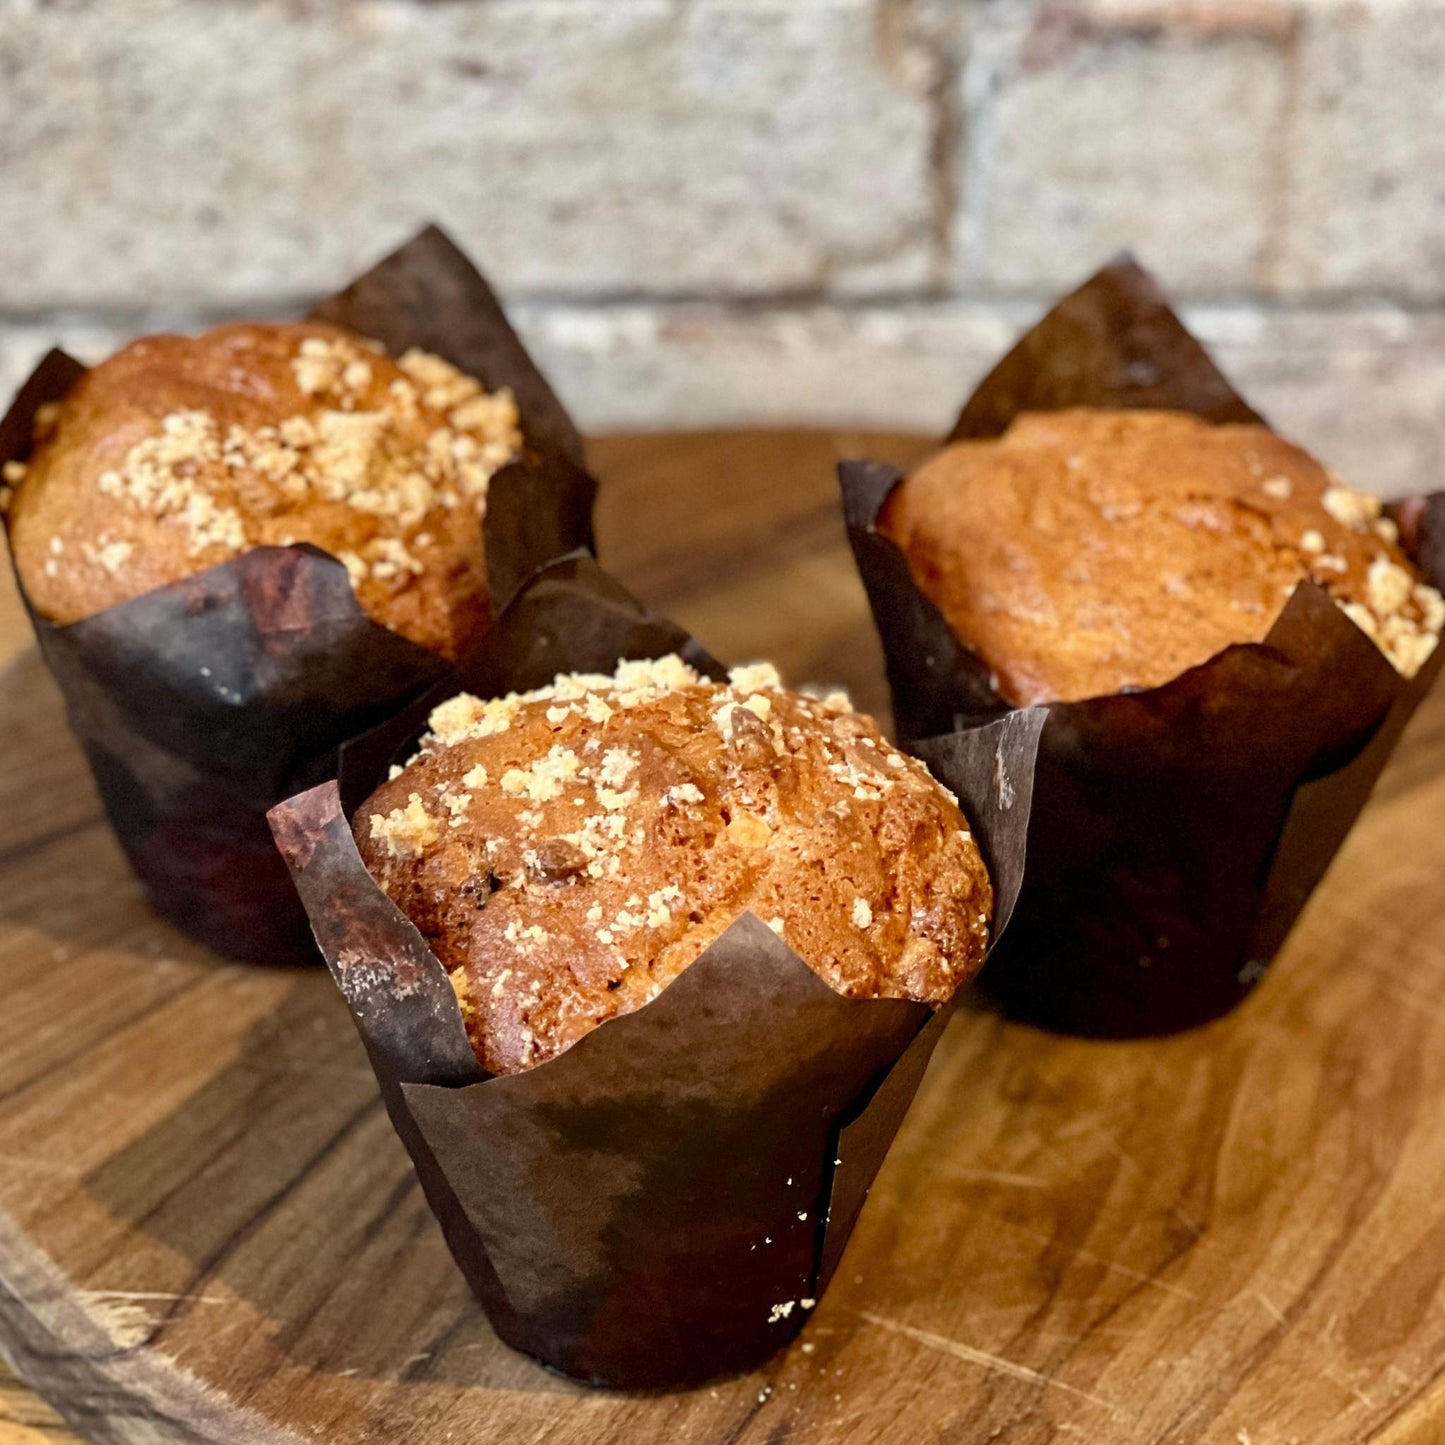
[1, 0, 1441, 493]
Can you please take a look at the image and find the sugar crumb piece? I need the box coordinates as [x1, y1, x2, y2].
[336, 551, 368, 589]
[503, 920, 550, 951]
[728, 661, 783, 694]
[714, 701, 740, 742]
[343, 358, 373, 392]
[851, 898, 873, 929]
[440, 791, 472, 817]
[665, 782, 705, 807]
[646, 885, 682, 928]
[499, 746, 582, 803]
[427, 691, 518, 747]
[1260, 476, 1292, 500]
[1366, 555, 1415, 617]
[367, 535, 424, 582]
[614, 905, 647, 932]
[613, 654, 701, 695]
[461, 764, 489, 789]
[86, 539, 134, 575]
[1, 460, 26, 483]
[767, 916, 786, 935]
[1298, 529, 1325, 554]
[1322, 484, 1381, 531]
[369, 793, 439, 860]
[598, 748, 638, 788]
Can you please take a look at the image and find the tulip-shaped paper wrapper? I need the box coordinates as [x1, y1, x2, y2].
[270, 554, 1043, 1389]
[0, 226, 597, 965]
[842, 257, 1445, 1036]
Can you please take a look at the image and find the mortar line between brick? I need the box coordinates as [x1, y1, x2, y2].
[1257, 8, 1305, 295]
[7, 293, 1445, 332]
[955, 9, 1002, 281]
[917, 2, 965, 285]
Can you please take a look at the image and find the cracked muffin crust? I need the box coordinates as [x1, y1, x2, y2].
[4, 321, 522, 659]
[881, 409, 1443, 707]
[355, 655, 993, 1075]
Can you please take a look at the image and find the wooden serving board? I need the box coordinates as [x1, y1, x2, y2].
[5, 431, 1445, 1444]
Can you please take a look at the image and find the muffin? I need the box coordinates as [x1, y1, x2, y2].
[354, 654, 992, 1074]
[4, 319, 522, 659]
[881, 408, 1444, 707]
[844, 256, 1445, 1037]
[0, 228, 594, 966]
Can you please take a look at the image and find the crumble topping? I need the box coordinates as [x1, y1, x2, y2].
[68, 331, 520, 589]
[360, 653, 988, 1071]
[369, 793, 440, 860]
[1286, 480, 1443, 677]
[1321, 484, 1379, 531]
[85, 537, 134, 575]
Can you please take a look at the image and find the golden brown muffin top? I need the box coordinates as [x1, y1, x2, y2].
[355, 656, 992, 1075]
[882, 409, 1443, 706]
[3, 321, 522, 659]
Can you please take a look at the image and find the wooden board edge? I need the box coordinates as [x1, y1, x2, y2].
[0, 1207, 302, 1445]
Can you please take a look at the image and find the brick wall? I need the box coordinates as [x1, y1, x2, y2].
[1, 0, 1441, 492]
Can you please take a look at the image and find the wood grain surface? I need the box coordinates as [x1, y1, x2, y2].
[3, 430, 1445, 1444]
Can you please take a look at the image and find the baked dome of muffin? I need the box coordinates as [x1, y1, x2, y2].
[881, 409, 1444, 707]
[4, 321, 522, 659]
[355, 655, 992, 1075]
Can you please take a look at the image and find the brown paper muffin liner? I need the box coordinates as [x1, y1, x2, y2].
[0, 226, 597, 965]
[842, 256, 1445, 1036]
[269, 553, 1043, 1389]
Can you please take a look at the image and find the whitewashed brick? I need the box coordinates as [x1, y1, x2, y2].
[514, 298, 1445, 498]
[517, 298, 1020, 434]
[3, 298, 1441, 499]
[966, 0, 1289, 293]
[1281, 0, 1445, 295]
[1191, 305, 1445, 496]
[0, 0, 934, 308]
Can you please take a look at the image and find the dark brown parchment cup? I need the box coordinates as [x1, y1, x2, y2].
[842, 257, 1445, 1037]
[269, 554, 1044, 1389]
[0, 226, 597, 965]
